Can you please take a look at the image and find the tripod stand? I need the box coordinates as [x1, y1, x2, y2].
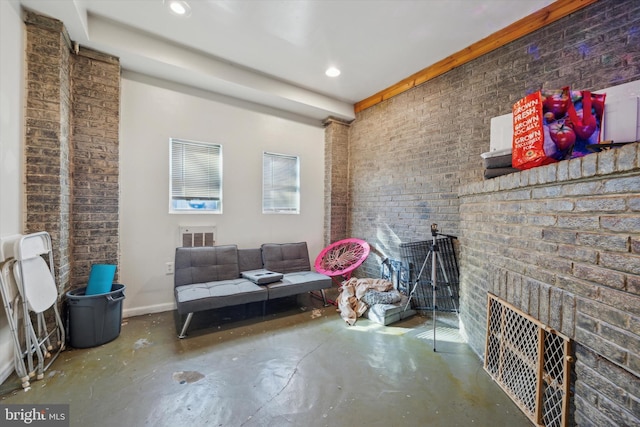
[403, 223, 459, 352]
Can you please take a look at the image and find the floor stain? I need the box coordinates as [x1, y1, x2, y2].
[133, 338, 152, 350]
[172, 371, 205, 384]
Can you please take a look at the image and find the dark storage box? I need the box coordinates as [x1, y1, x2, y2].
[66, 284, 125, 348]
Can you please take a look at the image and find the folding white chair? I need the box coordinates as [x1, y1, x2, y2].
[12, 232, 65, 381]
[0, 235, 32, 389]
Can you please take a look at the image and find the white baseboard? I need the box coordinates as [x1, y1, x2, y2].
[123, 302, 175, 319]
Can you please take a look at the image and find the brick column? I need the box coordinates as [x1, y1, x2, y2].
[71, 48, 120, 287]
[323, 117, 351, 246]
[24, 12, 72, 291]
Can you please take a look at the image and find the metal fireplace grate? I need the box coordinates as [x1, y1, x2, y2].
[397, 236, 459, 312]
[485, 294, 572, 427]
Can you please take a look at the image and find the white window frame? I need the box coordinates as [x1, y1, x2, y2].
[262, 151, 300, 214]
[169, 138, 222, 214]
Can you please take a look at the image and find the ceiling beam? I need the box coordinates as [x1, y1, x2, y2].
[353, 0, 600, 114]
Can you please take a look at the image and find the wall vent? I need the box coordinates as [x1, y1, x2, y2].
[179, 226, 216, 247]
[485, 294, 573, 427]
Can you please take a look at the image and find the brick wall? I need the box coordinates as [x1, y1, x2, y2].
[459, 145, 639, 426]
[24, 13, 120, 291]
[344, 0, 640, 279]
[336, 0, 640, 425]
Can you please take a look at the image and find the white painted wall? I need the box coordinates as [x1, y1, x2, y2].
[119, 72, 326, 317]
[0, 0, 24, 384]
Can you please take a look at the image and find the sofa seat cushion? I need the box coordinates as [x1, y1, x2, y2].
[266, 271, 331, 299]
[175, 278, 267, 315]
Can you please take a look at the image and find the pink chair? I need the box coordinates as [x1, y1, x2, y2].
[314, 238, 370, 284]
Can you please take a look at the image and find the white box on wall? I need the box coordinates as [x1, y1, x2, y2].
[601, 97, 639, 142]
[595, 80, 640, 143]
[489, 113, 513, 152]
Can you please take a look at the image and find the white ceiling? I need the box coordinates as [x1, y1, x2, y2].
[19, 0, 555, 122]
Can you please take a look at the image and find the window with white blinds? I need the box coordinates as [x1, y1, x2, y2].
[170, 138, 222, 213]
[262, 152, 300, 214]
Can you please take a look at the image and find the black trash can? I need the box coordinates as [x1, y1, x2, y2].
[66, 284, 125, 348]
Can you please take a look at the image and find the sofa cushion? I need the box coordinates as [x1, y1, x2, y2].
[174, 245, 240, 287]
[175, 278, 267, 314]
[265, 271, 331, 299]
[261, 242, 311, 273]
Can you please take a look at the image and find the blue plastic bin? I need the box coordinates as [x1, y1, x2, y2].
[66, 284, 125, 348]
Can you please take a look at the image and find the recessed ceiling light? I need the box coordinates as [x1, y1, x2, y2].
[325, 67, 341, 77]
[167, 0, 191, 16]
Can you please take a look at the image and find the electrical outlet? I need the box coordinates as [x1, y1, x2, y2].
[166, 262, 174, 275]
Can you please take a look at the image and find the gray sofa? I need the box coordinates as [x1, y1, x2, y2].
[174, 242, 332, 338]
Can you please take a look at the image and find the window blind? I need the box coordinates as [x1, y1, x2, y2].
[170, 139, 222, 211]
[263, 152, 299, 213]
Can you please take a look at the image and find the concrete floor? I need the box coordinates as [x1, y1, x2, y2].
[0, 293, 531, 426]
